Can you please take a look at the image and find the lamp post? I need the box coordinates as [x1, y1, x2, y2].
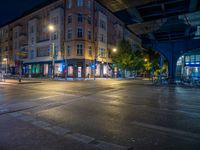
[3, 58, 7, 75]
[48, 24, 55, 79]
[112, 48, 117, 78]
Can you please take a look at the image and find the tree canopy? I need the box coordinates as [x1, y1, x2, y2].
[112, 39, 144, 74]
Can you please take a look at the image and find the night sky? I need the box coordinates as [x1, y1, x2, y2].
[0, 0, 47, 26]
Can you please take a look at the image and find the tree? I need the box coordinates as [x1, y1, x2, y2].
[112, 40, 144, 77]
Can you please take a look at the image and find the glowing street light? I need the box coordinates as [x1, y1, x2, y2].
[113, 48, 117, 52]
[48, 24, 55, 79]
[144, 58, 148, 62]
[48, 24, 55, 32]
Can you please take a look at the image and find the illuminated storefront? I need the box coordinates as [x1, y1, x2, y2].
[176, 50, 200, 79]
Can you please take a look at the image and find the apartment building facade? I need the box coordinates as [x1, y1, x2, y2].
[0, 0, 141, 78]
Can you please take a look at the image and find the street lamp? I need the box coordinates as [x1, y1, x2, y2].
[144, 58, 148, 62]
[3, 58, 7, 75]
[48, 24, 55, 79]
[48, 25, 55, 32]
[113, 48, 117, 53]
[106, 48, 117, 79]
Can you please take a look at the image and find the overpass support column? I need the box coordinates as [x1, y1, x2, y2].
[168, 56, 177, 84]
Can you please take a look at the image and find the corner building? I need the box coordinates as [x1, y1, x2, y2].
[0, 0, 141, 79]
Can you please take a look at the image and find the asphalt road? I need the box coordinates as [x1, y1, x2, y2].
[0, 79, 200, 150]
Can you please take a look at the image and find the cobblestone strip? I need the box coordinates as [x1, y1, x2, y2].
[8, 112, 132, 150]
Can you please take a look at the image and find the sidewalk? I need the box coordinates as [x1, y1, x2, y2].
[0, 79, 42, 84]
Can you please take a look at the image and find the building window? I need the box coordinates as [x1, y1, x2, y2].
[51, 32, 58, 40]
[77, 28, 83, 38]
[185, 56, 190, 63]
[52, 16, 59, 25]
[67, 29, 72, 39]
[31, 37, 34, 45]
[67, 46, 71, 56]
[77, 13, 83, 22]
[87, 0, 91, 9]
[15, 31, 18, 39]
[100, 34, 104, 42]
[87, 16, 92, 24]
[191, 55, 195, 63]
[68, 0, 72, 8]
[68, 15, 72, 24]
[88, 31, 91, 40]
[30, 26, 34, 33]
[99, 48, 106, 57]
[30, 50, 34, 59]
[14, 42, 17, 49]
[196, 55, 200, 62]
[36, 46, 50, 57]
[77, 44, 83, 56]
[77, 0, 83, 7]
[88, 46, 92, 56]
[100, 20, 106, 30]
[54, 45, 58, 57]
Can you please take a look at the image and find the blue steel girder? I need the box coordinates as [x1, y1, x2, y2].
[143, 38, 200, 80]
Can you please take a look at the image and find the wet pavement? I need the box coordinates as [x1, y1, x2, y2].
[0, 80, 200, 150]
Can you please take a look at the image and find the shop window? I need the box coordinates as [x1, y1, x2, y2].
[68, 66, 73, 76]
[103, 65, 107, 75]
[44, 64, 48, 75]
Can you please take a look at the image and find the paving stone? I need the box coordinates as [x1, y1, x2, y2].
[18, 115, 35, 122]
[96, 141, 128, 150]
[31, 120, 51, 128]
[66, 133, 95, 144]
[45, 126, 71, 136]
[9, 112, 23, 117]
[0, 108, 8, 113]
